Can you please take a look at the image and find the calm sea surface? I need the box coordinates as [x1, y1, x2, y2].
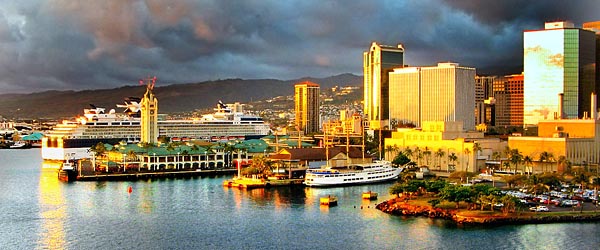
[1, 149, 600, 250]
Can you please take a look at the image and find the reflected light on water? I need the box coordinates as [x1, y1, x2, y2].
[37, 169, 66, 249]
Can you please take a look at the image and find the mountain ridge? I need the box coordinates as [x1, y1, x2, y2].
[0, 73, 362, 120]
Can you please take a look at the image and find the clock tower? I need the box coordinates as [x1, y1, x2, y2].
[140, 77, 158, 144]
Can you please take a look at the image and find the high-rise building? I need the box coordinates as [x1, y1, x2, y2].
[493, 74, 524, 126]
[295, 81, 320, 134]
[363, 42, 405, 129]
[523, 21, 597, 125]
[475, 76, 496, 126]
[584, 21, 600, 111]
[388, 62, 476, 130]
[140, 79, 158, 144]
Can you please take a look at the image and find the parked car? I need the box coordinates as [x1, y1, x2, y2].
[529, 206, 549, 212]
[559, 200, 580, 207]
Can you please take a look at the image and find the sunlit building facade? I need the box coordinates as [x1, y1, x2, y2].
[509, 118, 600, 173]
[384, 121, 505, 173]
[388, 62, 476, 130]
[141, 84, 158, 144]
[363, 42, 405, 129]
[295, 81, 320, 134]
[523, 21, 597, 125]
[493, 74, 524, 126]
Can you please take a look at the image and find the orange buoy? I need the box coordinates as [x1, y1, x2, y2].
[127, 186, 133, 193]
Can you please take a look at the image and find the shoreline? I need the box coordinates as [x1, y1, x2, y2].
[376, 198, 600, 226]
[58, 169, 237, 181]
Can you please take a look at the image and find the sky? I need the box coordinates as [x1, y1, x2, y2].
[0, 0, 598, 94]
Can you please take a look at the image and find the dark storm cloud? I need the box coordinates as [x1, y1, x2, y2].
[0, 0, 598, 94]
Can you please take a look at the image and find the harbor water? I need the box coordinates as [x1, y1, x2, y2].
[2, 149, 600, 249]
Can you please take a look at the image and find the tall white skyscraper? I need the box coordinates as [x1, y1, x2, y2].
[388, 63, 476, 130]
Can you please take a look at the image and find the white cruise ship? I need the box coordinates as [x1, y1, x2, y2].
[42, 100, 271, 162]
[303, 161, 402, 187]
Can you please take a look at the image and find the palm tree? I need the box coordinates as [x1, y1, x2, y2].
[547, 153, 556, 173]
[463, 147, 471, 172]
[423, 147, 432, 167]
[404, 148, 414, 162]
[492, 151, 501, 161]
[448, 153, 458, 172]
[385, 145, 394, 161]
[435, 149, 445, 171]
[523, 155, 533, 175]
[557, 155, 568, 172]
[126, 149, 137, 172]
[89, 142, 107, 172]
[503, 146, 512, 159]
[473, 142, 482, 158]
[414, 146, 421, 166]
[509, 149, 523, 174]
[539, 151, 555, 173]
[502, 161, 510, 172]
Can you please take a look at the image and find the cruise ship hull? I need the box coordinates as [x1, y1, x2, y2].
[304, 162, 402, 187]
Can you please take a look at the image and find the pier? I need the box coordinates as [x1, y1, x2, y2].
[57, 159, 237, 181]
[74, 169, 237, 181]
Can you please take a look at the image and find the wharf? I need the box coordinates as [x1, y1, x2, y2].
[223, 177, 304, 189]
[68, 169, 237, 181]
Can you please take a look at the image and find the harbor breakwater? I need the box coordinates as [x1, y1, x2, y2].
[376, 198, 600, 226]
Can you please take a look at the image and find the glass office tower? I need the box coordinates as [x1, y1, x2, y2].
[523, 21, 596, 125]
[363, 42, 404, 129]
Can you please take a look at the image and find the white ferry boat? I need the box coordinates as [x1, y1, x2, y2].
[42, 99, 270, 162]
[304, 161, 402, 187]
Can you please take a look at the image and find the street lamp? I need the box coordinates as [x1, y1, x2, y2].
[123, 153, 126, 173]
[153, 152, 156, 171]
[177, 152, 180, 170]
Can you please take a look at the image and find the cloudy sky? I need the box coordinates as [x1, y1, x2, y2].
[0, 0, 598, 94]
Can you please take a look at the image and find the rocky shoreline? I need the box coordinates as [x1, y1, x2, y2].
[376, 198, 600, 226]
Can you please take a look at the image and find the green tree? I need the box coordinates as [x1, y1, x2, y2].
[389, 182, 407, 198]
[439, 185, 475, 209]
[392, 152, 411, 167]
[90, 142, 107, 158]
[435, 148, 445, 171]
[425, 179, 448, 193]
[448, 171, 477, 184]
[502, 174, 527, 189]
[500, 195, 519, 215]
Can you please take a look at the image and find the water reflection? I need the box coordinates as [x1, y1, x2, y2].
[37, 168, 66, 249]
